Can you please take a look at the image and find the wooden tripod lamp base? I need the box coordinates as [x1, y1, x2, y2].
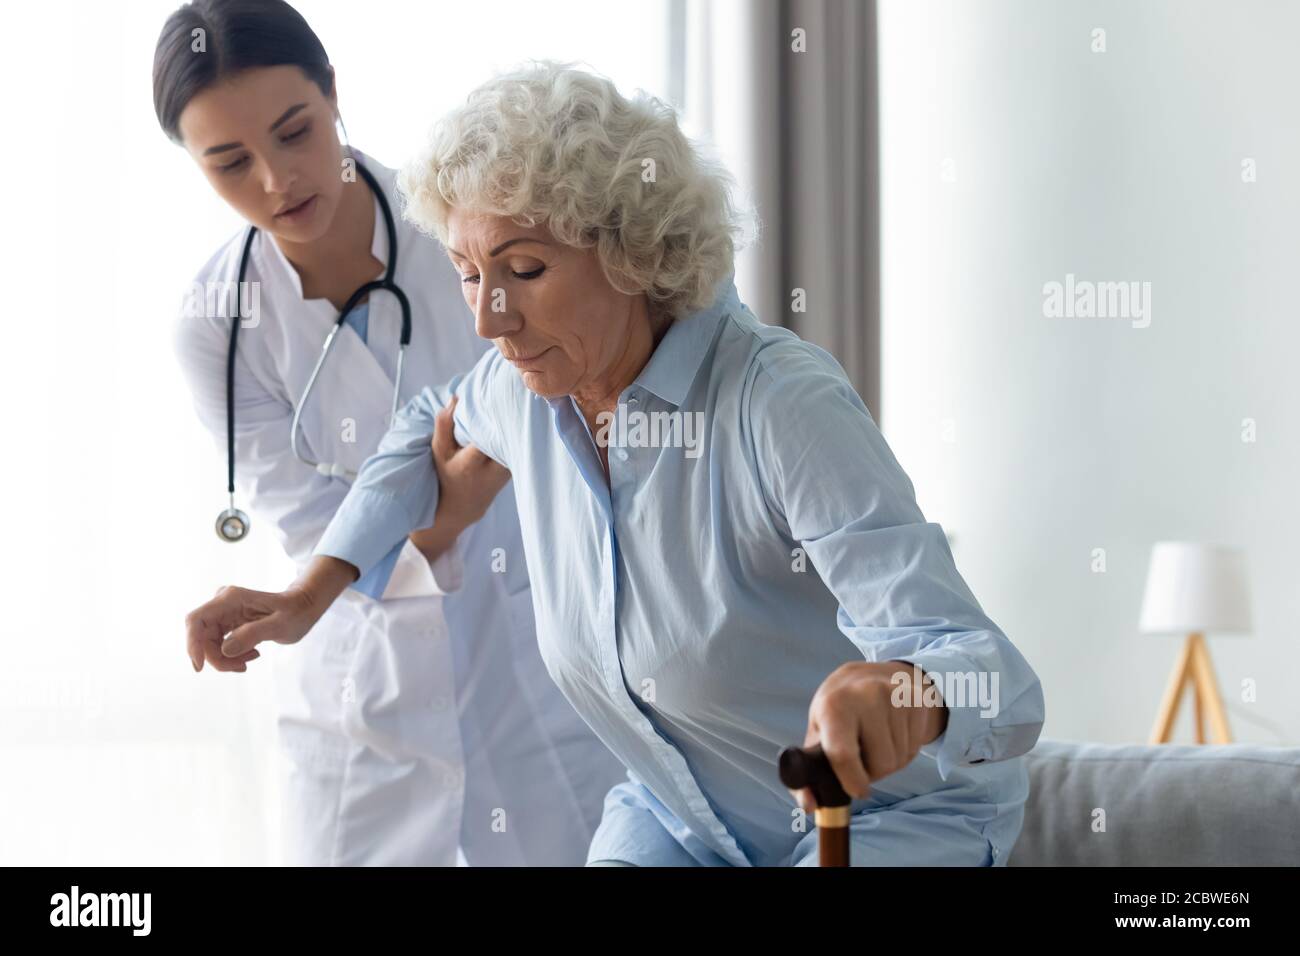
[1149, 632, 1232, 744]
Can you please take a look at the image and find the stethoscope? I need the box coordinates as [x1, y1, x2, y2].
[216, 161, 413, 542]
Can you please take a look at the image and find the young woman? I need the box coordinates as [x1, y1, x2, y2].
[155, 0, 623, 865]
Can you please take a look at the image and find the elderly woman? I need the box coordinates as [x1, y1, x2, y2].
[188, 62, 1044, 867]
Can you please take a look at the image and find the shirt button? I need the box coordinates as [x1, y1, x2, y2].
[616, 449, 629, 462]
[430, 694, 451, 711]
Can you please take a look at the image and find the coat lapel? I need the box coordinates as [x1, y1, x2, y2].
[255, 187, 399, 480]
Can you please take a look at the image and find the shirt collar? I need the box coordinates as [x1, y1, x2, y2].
[632, 271, 739, 408]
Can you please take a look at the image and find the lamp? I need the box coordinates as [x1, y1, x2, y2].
[1139, 542, 1252, 744]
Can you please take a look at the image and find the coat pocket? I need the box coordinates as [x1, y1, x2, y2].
[338, 594, 462, 763]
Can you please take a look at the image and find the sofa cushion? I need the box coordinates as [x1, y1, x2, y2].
[1008, 738, 1300, 866]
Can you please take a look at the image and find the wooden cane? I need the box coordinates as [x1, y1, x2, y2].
[778, 744, 851, 866]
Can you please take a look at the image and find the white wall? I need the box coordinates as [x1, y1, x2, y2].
[879, 0, 1298, 746]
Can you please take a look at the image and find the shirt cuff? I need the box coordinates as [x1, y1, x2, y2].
[313, 487, 415, 589]
[893, 651, 997, 781]
[352, 539, 404, 599]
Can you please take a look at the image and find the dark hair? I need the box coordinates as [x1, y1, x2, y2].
[152, 0, 334, 142]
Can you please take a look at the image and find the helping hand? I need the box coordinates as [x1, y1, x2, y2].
[430, 395, 511, 529]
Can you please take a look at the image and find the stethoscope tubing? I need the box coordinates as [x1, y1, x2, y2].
[218, 160, 412, 541]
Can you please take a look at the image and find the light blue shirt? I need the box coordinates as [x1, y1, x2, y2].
[342, 300, 371, 345]
[314, 273, 1045, 867]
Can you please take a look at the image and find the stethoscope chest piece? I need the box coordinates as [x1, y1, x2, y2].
[216, 507, 251, 542]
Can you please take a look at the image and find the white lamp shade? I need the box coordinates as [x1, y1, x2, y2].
[1138, 542, 1252, 635]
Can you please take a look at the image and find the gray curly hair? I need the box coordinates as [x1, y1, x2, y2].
[398, 60, 751, 319]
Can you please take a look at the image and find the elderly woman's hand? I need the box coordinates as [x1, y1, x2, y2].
[790, 661, 949, 813]
[185, 556, 359, 672]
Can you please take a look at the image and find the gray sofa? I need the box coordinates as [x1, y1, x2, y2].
[1008, 738, 1300, 865]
